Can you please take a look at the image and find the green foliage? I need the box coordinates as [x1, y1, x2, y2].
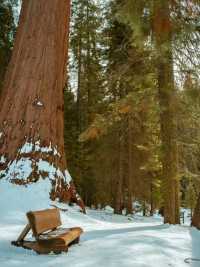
[118, 0, 152, 46]
[65, 0, 165, 209]
[64, 0, 107, 206]
[66, 0, 200, 212]
[0, 0, 199, 214]
[0, 0, 16, 91]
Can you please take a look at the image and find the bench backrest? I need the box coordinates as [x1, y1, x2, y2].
[26, 208, 61, 237]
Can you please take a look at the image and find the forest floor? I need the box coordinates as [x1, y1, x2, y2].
[0, 180, 200, 267]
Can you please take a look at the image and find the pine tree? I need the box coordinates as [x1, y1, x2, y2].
[152, 0, 180, 224]
[65, 0, 106, 206]
[0, 0, 16, 92]
[77, 0, 162, 213]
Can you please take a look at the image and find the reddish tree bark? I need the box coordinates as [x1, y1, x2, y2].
[114, 130, 124, 214]
[0, 0, 84, 211]
[153, 0, 180, 224]
[192, 193, 200, 229]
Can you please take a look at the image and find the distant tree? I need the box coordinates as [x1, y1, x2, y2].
[65, 0, 106, 206]
[117, 0, 200, 223]
[152, 0, 180, 224]
[0, 0, 16, 92]
[78, 0, 162, 213]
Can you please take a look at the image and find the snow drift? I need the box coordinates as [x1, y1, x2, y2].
[0, 178, 51, 222]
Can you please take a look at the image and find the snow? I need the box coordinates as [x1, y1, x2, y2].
[37, 159, 57, 179]
[104, 205, 114, 214]
[0, 156, 72, 185]
[0, 179, 51, 221]
[19, 141, 61, 157]
[20, 142, 33, 154]
[0, 180, 200, 267]
[36, 101, 43, 107]
[35, 140, 41, 152]
[53, 147, 61, 157]
[64, 169, 73, 184]
[0, 157, 33, 180]
[1, 141, 71, 184]
[36, 160, 72, 184]
[0, 155, 6, 164]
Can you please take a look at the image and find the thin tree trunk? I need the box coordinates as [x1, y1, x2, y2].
[142, 201, 146, 217]
[77, 32, 82, 133]
[114, 129, 123, 214]
[126, 115, 133, 214]
[192, 193, 200, 229]
[150, 182, 154, 216]
[0, 0, 84, 210]
[153, 0, 180, 224]
[85, 0, 94, 126]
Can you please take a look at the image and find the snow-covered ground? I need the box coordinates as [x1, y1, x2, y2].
[0, 180, 200, 267]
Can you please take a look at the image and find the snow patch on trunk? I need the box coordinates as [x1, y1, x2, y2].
[64, 169, 73, 184]
[19, 141, 61, 157]
[0, 142, 72, 184]
[19, 142, 33, 154]
[37, 159, 72, 184]
[0, 157, 32, 180]
[36, 100, 43, 106]
[0, 155, 6, 164]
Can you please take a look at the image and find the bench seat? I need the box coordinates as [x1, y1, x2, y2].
[38, 227, 83, 246]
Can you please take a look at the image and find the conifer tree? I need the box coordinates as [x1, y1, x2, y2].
[152, 0, 180, 224]
[65, 0, 106, 205]
[0, 0, 15, 92]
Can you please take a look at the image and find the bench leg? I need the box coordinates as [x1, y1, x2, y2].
[11, 224, 31, 247]
[70, 237, 80, 246]
[53, 247, 68, 255]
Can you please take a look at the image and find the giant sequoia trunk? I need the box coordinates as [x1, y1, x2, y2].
[153, 0, 180, 224]
[0, 0, 84, 210]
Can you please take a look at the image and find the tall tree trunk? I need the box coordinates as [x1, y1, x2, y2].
[150, 181, 154, 216]
[76, 31, 83, 134]
[86, 0, 93, 126]
[0, 0, 84, 210]
[126, 114, 133, 214]
[114, 129, 123, 214]
[153, 0, 180, 224]
[192, 193, 200, 229]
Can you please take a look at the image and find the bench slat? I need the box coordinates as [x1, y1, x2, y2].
[38, 227, 83, 246]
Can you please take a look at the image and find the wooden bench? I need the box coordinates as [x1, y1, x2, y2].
[11, 208, 83, 254]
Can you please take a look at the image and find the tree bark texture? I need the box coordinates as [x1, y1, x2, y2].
[153, 0, 180, 224]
